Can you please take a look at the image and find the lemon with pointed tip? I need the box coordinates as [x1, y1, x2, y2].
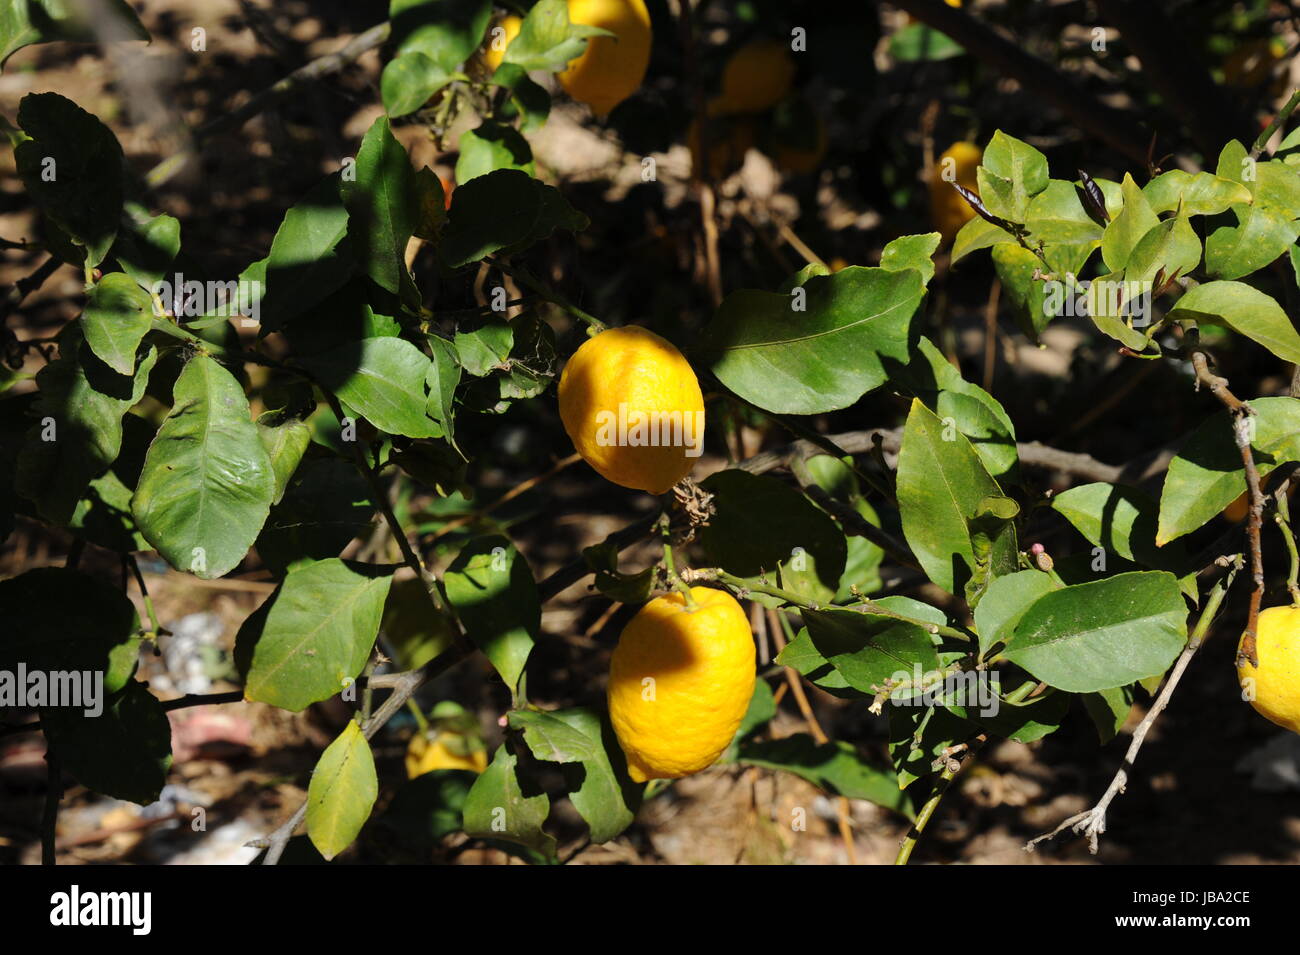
[608, 587, 756, 782]
[715, 38, 796, 115]
[557, 325, 705, 494]
[1238, 605, 1300, 735]
[559, 0, 652, 117]
[930, 140, 982, 243]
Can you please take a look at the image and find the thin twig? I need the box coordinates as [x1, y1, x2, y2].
[1025, 559, 1238, 854]
[895, 736, 984, 865]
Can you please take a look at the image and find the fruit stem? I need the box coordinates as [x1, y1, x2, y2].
[1272, 483, 1300, 604]
[659, 516, 697, 610]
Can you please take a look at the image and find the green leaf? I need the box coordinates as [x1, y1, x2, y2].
[425, 334, 461, 443]
[390, 0, 493, 70]
[0, 566, 141, 695]
[976, 131, 1049, 223]
[256, 417, 311, 505]
[1, 0, 147, 69]
[453, 316, 513, 376]
[456, 121, 535, 183]
[991, 242, 1055, 341]
[306, 720, 378, 860]
[1051, 482, 1194, 582]
[888, 702, 972, 789]
[463, 744, 555, 858]
[888, 21, 963, 61]
[261, 175, 352, 331]
[703, 266, 925, 415]
[1003, 571, 1188, 693]
[443, 535, 537, 693]
[1143, 170, 1251, 216]
[300, 336, 442, 439]
[1215, 140, 1250, 185]
[342, 116, 417, 297]
[1205, 205, 1300, 280]
[378, 769, 477, 849]
[738, 735, 914, 817]
[15, 92, 123, 267]
[895, 336, 1019, 481]
[1167, 281, 1300, 364]
[114, 211, 181, 291]
[1123, 213, 1200, 287]
[1100, 173, 1159, 273]
[698, 469, 847, 606]
[951, 216, 1014, 264]
[775, 627, 853, 695]
[945, 688, 1068, 744]
[503, 0, 611, 71]
[1082, 684, 1136, 744]
[801, 598, 943, 694]
[41, 681, 171, 806]
[131, 355, 277, 579]
[1157, 396, 1300, 544]
[508, 708, 636, 843]
[896, 398, 1016, 595]
[879, 232, 941, 285]
[973, 569, 1058, 659]
[16, 327, 157, 524]
[440, 168, 588, 269]
[1025, 180, 1103, 244]
[237, 558, 394, 711]
[81, 273, 154, 375]
[257, 457, 374, 577]
[381, 51, 452, 118]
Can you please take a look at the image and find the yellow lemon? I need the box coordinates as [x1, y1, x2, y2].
[608, 587, 756, 781]
[405, 734, 488, 778]
[557, 326, 705, 494]
[716, 38, 796, 115]
[687, 114, 756, 180]
[559, 0, 653, 116]
[482, 14, 523, 74]
[930, 140, 982, 243]
[1238, 605, 1300, 734]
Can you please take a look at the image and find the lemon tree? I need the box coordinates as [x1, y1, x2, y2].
[3, 0, 1300, 871]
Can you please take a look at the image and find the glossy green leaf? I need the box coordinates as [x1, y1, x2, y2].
[41, 681, 171, 806]
[261, 175, 352, 331]
[503, 0, 610, 71]
[951, 215, 1014, 264]
[462, 744, 555, 858]
[801, 598, 943, 694]
[1123, 213, 1200, 287]
[1157, 396, 1300, 545]
[973, 569, 1057, 659]
[879, 232, 940, 285]
[1082, 684, 1137, 744]
[306, 720, 378, 860]
[257, 457, 374, 577]
[704, 266, 925, 415]
[991, 242, 1054, 341]
[1167, 281, 1300, 363]
[1205, 205, 1299, 280]
[508, 708, 635, 843]
[132, 355, 276, 579]
[1025, 180, 1103, 244]
[976, 131, 1049, 223]
[237, 558, 394, 711]
[81, 273, 154, 375]
[256, 418, 311, 505]
[440, 168, 587, 269]
[114, 211, 181, 291]
[456, 121, 535, 183]
[15, 92, 122, 267]
[342, 116, 417, 297]
[1003, 571, 1187, 693]
[444, 535, 537, 693]
[896, 398, 1016, 595]
[1052, 482, 1194, 580]
[699, 469, 846, 606]
[390, 0, 493, 69]
[300, 336, 441, 439]
[1143, 170, 1251, 216]
[1100, 173, 1159, 273]
[381, 51, 452, 118]
[1, 0, 147, 69]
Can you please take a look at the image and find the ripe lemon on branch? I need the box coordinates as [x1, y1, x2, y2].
[559, 0, 653, 116]
[482, 14, 523, 74]
[929, 140, 982, 243]
[608, 587, 756, 781]
[557, 325, 705, 494]
[1239, 605, 1300, 735]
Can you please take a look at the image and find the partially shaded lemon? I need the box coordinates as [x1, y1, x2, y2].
[482, 14, 523, 74]
[1238, 605, 1300, 735]
[715, 38, 796, 114]
[557, 326, 705, 494]
[930, 140, 982, 243]
[405, 734, 488, 777]
[559, 0, 652, 116]
[608, 587, 756, 782]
